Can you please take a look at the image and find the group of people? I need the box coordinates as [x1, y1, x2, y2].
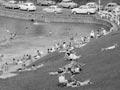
[47, 25, 116, 88]
[0, 49, 44, 74]
[48, 35, 94, 87]
[0, 24, 115, 79]
[90, 27, 109, 39]
[49, 43, 91, 88]
[98, 10, 120, 25]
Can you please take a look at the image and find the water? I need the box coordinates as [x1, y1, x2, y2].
[0, 16, 109, 39]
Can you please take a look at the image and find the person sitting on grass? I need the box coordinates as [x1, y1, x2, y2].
[58, 74, 68, 87]
[67, 79, 92, 87]
[59, 42, 68, 52]
[101, 43, 119, 51]
[65, 51, 81, 61]
[67, 75, 92, 88]
[101, 28, 108, 36]
[96, 29, 102, 38]
[34, 50, 43, 59]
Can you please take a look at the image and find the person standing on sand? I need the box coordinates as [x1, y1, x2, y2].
[90, 30, 95, 38]
[2, 62, 9, 73]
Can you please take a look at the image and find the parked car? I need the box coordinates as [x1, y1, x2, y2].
[86, 2, 98, 10]
[19, 2, 36, 11]
[43, 5, 62, 13]
[72, 5, 96, 14]
[3, 0, 19, 9]
[37, 0, 56, 6]
[104, 3, 118, 12]
[58, 0, 78, 9]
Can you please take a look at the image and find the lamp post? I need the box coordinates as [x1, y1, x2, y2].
[98, 0, 101, 11]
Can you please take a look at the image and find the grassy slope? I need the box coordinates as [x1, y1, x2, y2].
[0, 28, 120, 90]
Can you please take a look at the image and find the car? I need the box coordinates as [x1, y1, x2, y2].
[19, 2, 36, 11]
[3, 0, 19, 9]
[37, 0, 56, 6]
[72, 5, 97, 14]
[43, 5, 62, 13]
[104, 3, 118, 12]
[86, 2, 99, 10]
[58, 0, 78, 9]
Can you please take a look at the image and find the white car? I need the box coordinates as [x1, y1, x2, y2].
[3, 0, 19, 9]
[43, 5, 62, 13]
[58, 0, 78, 9]
[19, 2, 36, 11]
[72, 5, 96, 14]
[37, 0, 56, 6]
[86, 2, 98, 10]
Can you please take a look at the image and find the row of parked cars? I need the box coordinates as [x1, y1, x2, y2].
[1, 0, 120, 15]
[37, 0, 77, 8]
[43, 2, 98, 14]
[43, 2, 120, 15]
[1, 0, 36, 11]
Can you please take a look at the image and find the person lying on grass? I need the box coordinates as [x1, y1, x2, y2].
[49, 61, 85, 75]
[67, 79, 92, 87]
[57, 74, 92, 88]
[57, 74, 68, 87]
[101, 43, 119, 51]
[65, 50, 81, 61]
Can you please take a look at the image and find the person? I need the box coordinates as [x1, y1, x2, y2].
[102, 28, 108, 35]
[24, 54, 32, 61]
[101, 44, 119, 51]
[68, 53, 81, 61]
[49, 68, 66, 75]
[62, 42, 67, 49]
[36, 50, 42, 57]
[47, 48, 50, 53]
[90, 30, 95, 38]
[67, 78, 92, 87]
[73, 67, 82, 74]
[54, 43, 60, 50]
[58, 74, 68, 87]
[96, 29, 101, 38]
[67, 75, 82, 87]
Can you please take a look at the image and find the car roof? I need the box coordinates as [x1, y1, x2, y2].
[106, 2, 118, 6]
[49, 5, 57, 8]
[24, 2, 34, 4]
[86, 2, 97, 5]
